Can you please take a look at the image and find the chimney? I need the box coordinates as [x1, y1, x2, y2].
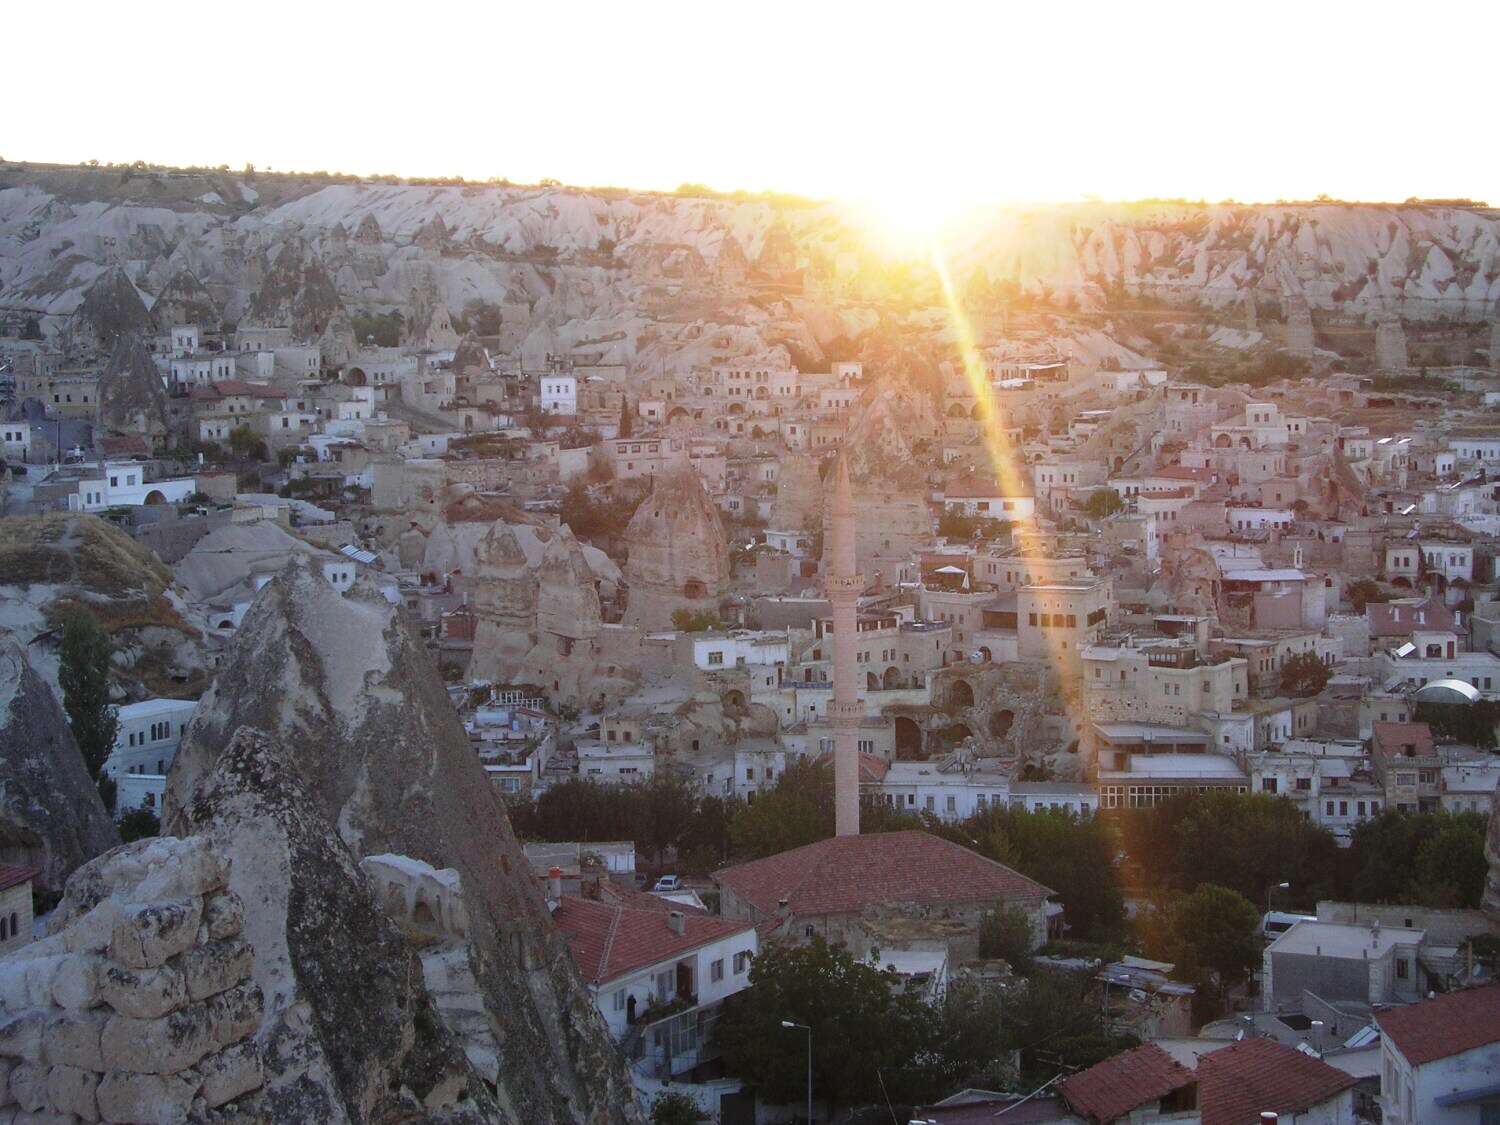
[547, 866, 563, 901]
[776, 896, 790, 921]
[667, 910, 685, 935]
[1260, 1114, 1279, 1123]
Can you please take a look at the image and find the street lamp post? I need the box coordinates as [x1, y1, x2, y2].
[781, 1020, 811, 1124]
[1266, 880, 1290, 916]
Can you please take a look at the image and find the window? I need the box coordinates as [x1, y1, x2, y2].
[711, 959, 724, 983]
[1395, 958, 1408, 980]
[707, 651, 724, 666]
[734, 951, 751, 974]
[612, 988, 626, 1011]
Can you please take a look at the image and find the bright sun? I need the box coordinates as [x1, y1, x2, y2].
[845, 184, 976, 256]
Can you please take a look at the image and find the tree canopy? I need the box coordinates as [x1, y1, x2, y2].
[59, 608, 118, 784]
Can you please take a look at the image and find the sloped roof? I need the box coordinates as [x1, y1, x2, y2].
[1376, 984, 1500, 1066]
[1196, 1037, 1358, 1124]
[1371, 721, 1435, 761]
[552, 894, 752, 986]
[1058, 1042, 1195, 1122]
[1368, 599, 1466, 637]
[714, 830, 1053, 919]
[0, 865, 36, 892]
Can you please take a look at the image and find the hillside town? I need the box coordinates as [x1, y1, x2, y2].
[2, 170, 1500, 1124]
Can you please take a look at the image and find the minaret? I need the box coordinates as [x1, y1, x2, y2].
[827, 453, 863, 836]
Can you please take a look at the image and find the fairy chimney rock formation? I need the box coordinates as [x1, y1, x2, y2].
[96, 335, 171, 447]
[1284, 293, 1315, 357]
[161, 557, 642, 1120]
[622, 470, 730, 628]
[0, 638, 119, 893]
[1375, 311, 1409, 372]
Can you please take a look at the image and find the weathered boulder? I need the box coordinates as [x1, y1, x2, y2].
[0, 638, 119, 893]
[165, 559, 642, 1121]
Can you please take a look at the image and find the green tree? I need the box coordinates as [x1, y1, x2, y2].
[977, 902, 1035, 971]
[1411, 817, 1489, 908]
[117, 806, 160, 843]
[1280, 651, 1332, 697]
[713, 938, 940, 1108]
[1122, 791, 1344, 907]
[729, 758, 833, 860]
[959, 806, 1125, 940]
[1166, 883, 1261, 990]
[58, 609, 118, 781]
[1002, 970, 1137, 1085]
[227, 424, 264, 463]
[618, 400, 633, 438]
[1083, 489, 1125, 518]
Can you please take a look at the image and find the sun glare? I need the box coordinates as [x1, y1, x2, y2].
[846, 186, 975, 256]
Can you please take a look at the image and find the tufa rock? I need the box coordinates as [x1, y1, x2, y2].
[164, 559, 643, 1121]
[96, 334, 171, 448]
[0, 638, 119, 893]
[621, 469, 730, 629]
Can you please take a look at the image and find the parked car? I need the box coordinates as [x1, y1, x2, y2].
[652, 875, 681, 893]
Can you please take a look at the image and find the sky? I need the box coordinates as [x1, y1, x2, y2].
[7, 0, 1496, 226]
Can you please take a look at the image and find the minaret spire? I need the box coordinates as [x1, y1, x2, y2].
[827, 452, 862, 837]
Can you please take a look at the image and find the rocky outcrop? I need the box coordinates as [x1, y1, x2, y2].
[403, 276, 460, 352]
[0, 728, 497, 1123]
[150, 269, 220, 331]
[245, 240, 346, 344]
[467, 522, 635, 707]
[66, 267, 154, 357]
[164, 559, 641, 1121]
[621, 470, 730, 629]
[769, 451, 822, 531]
[96, 335, 171, 447]
[0, 638, 118, 892]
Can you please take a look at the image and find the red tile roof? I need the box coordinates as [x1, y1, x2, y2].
[1371, 721, 1436, 761]
[1196, 1038, 1357, 1125]
[812, 750, 888, 783]
[1376, 984, 1500, 1066]
[0, 865, 36, 893]
[1058, 1043, 1195, 1122]
[98, 434, 149, 457]
[1368, 599, 1466, 637]
[552, 895, 753, 986]
[714, 830, 1053, 919]
[1151, 465, 1214, 482]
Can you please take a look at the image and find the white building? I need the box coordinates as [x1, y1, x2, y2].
[540, 374, 578, 415]
[576, 739, 655, 784]
[1, 422, 31, 462]
[66, 463, 197, 512]
[689, 630, 790, 674]
[553, 894, 758, 1080]
[1375, 985, 1500, 1125]
[106, 698, 198, 812]
[866, 760, 1011, 822]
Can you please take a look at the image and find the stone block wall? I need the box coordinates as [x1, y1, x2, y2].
[0, 837, 264, 1124]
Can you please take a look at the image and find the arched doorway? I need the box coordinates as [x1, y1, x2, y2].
[1215, 433, 1233, 448]
[950, 679, 974, 709]
[977, 647, 992, 663]
[931, 722, 972, 751]
[883, 666, 901, 689]
[723, 689, 746, 712]
[667, 406, 690, 424]
[894, 716, 922, 758]
[947, 403, 966, 419]
[345, 367, 368, 387]
[866, 671, 880, 691]
[143, 490, 167, 505]
[971, 402, 984, 421]
[989, 709, 1015, 739]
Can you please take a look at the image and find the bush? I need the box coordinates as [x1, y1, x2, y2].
[650, 1092, 699, 1125]
[977, 902, 1035, 971]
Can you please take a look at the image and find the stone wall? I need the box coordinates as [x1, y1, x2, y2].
[0, 837, 263, 1123]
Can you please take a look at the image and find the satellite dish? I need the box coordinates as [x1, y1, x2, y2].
[969, 650, 984, 664]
